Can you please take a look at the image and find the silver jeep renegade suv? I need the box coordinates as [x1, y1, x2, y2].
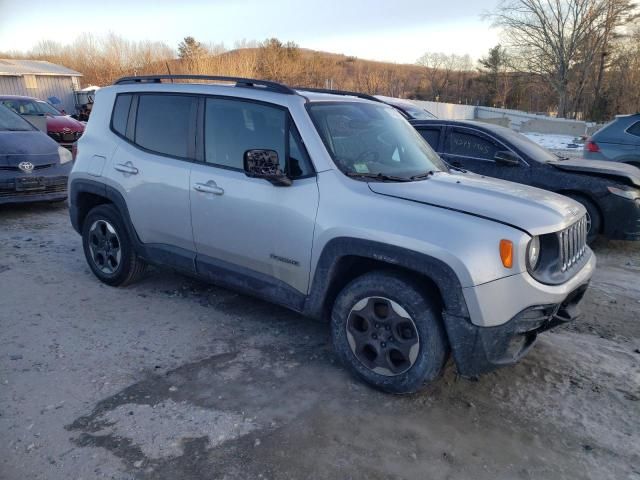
[69, 75, 595, 393]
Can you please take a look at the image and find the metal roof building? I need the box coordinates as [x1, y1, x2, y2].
[0, 59, 82, 114]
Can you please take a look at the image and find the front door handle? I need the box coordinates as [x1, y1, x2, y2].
[114, 161, 139, 175]
[193, 181, 224, 195]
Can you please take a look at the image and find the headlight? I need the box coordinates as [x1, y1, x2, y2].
[58, 146, 73, 164]
[607, 185, 640, 200]
[527, 236, 541, 270]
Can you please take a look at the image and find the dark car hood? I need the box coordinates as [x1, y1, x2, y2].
[47, 115, 85, 133]
[0, 130, 60, 166]
[550, 158, 640, 188]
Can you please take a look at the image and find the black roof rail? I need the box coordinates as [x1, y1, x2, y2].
[294, 87, 383, 103]
[113, 75, 296, 95]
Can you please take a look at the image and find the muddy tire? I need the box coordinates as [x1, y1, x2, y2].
[566, 194, 601, 244]
[331, 271, 448, 394]
[82, 204, 146, 286]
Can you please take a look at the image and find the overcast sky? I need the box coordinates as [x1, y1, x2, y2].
[0, 0, 501, 63]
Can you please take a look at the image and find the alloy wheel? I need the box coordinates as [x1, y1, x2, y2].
[88, 220, 122, 274]
[346, 296, 420, 376]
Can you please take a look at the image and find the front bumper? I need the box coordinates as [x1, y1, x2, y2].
[444, 283, 589, 377]
[442, 250, 595, 377]
[600, 193, 640, 241]
[0, 171, 70, 204]
[462, 249, 595, 328]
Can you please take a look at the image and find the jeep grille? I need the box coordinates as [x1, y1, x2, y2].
[559, 216, 588, 272]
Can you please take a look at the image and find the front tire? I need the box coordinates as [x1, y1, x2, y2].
[82, 204, 146, 286]
[566, 194, 601, 244]
[331, 271, 448, 394]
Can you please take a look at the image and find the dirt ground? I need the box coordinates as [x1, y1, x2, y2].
[1, 202, 639, 480]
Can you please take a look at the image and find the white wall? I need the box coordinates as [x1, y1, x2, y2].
[405, 99, 592, 136]
[411, 100, 475, 120]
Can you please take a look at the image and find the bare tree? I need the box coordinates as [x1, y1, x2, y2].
[417, 52, 454, 101]
[589, 0, 639, 119]
[490, 0, 615, 117]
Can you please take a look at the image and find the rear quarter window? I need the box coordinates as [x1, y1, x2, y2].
[627, 121, 640, 137]
[111, 94, 132, 136]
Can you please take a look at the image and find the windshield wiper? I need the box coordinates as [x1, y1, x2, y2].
[554, 153, 570, 161]
[409, 171, 435, 181]
[346, 172, 412, 182]
[445, 163, 467, 173]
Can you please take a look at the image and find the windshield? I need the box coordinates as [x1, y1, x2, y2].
[0, 99, 62, 116]
[504, 130, 559, 163]
[308, 102, 447, 180]
[0, 104, 35, 131]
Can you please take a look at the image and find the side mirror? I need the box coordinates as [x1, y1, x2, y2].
[494, 150, 520, 166]
[243, 149, 292, 186]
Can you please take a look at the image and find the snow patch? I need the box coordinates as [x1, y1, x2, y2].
[523, 132, 583, 151]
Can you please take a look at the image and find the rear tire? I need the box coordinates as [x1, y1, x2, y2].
[82, 204, 146, 286]
[566, 194, 601, 245]
[331, 271, 448, 394]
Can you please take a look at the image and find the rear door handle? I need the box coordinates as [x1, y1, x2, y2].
[193, 181, 224, 195]
[114, 162, 139, 175]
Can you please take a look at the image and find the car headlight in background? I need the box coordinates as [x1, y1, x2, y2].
[58, 146, 73, 164]
[607, 185, 640, 201]
[527, 236, 541, 270]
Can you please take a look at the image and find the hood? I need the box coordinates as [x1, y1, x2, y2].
[0, 130, 60, 166]
[46, 115, 85, 133]
[550, 158, 640, 188]
[368, 172, 585, 236]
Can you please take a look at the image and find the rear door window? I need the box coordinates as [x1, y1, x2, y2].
[134, 94, 197, 158]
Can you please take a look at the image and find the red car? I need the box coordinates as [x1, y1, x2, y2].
[0, 95, 84, 150]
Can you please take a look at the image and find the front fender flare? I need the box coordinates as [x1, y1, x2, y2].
[303, 237, 469, 320]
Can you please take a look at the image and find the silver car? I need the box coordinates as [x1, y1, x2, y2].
[68, 75, 595, 393]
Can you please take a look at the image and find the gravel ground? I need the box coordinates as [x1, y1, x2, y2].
[1, 202, 639, 480]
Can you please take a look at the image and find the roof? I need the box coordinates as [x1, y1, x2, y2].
[0, 59, 82, 77]
[409, 118, 526, 136]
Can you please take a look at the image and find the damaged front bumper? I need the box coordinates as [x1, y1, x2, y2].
[601, 194, 640, 241]
[444, 283, 589, 377]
